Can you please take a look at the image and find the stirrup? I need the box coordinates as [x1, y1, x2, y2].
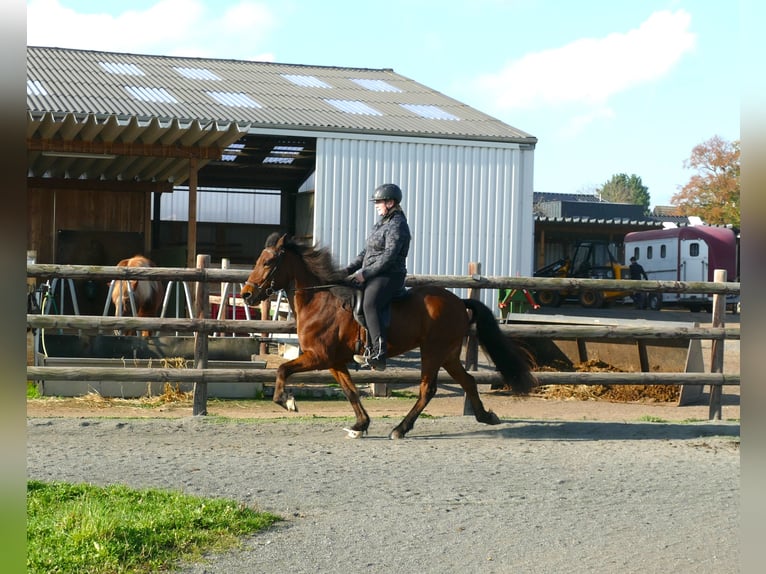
[353, 346, 371, 365]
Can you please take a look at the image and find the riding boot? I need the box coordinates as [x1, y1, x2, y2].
[367, 336, 387, 371]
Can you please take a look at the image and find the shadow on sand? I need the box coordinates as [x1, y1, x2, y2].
[416, 419, 740, 442]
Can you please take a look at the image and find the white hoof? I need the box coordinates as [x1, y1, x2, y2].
[343, 427, 366, 439]
[285, 394, 298, 412]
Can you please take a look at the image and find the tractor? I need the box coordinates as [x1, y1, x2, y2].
[534, 241, 630, 308]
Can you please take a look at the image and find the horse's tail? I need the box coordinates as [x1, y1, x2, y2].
[462, 298, 537, 394]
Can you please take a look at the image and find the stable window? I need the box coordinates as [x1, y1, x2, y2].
[633, 247, 640, 259]
[647, 246, 653, 259]
[689, 242, 700, 256]
[660, 245, 666, 258]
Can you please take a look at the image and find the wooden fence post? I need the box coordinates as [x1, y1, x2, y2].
[708, 269, 727, 420]
[259, 299, 271, 355]
[192, 254, 210, 416]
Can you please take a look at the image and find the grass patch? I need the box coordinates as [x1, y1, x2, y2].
[27, 381, 41, 399]
[638, 415, 668, 423]
[27, 480, 281, 574]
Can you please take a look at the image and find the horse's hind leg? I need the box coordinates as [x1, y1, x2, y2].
[389, 363, 440, 440]
[442, 356, 501, 425]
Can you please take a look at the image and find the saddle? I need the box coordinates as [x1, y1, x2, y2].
[351, 286, 409, 329]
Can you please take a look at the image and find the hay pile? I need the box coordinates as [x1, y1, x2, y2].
[534, 359, 680, 403]
[72, 357, 194, 409]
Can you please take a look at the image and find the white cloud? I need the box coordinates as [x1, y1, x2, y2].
[26, 0, 277, 60]
[557, 107, 616, 139]
[477, 9, 696, 110]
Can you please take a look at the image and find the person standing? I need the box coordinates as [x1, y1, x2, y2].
[629, 256, 649, 309]
[345, 184, 411, 371]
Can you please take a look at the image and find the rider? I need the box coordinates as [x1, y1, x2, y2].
[345, 183, 411, 371]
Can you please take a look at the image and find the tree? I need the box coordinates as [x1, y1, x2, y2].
[671, 135, 740, 227]
[597, 173, 651, 213]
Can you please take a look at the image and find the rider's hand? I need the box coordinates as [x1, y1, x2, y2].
[347, 271, 365, 285]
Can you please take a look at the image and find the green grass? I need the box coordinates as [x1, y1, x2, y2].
[27, 480, 281, 574]
[27, 381, 41, 399]
[638, 415, 669, 423]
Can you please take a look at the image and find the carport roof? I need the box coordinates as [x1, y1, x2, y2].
[27, 46, 536, 189]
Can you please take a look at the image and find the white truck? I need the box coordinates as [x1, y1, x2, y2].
[623, 225, 737, 312]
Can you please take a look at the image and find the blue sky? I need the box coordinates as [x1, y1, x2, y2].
[26, 0, 740, 208]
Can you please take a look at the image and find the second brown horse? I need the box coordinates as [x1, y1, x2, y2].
[241, 233, 535, 439]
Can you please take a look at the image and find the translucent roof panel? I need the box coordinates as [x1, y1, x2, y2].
[324, 99, 383, 116]
[27, 80, 47, 96]
[281, 74, 332, 88]
[174, 67, 222, 81]
[350, 78, 402, 92]
[400, 103, 460, 121]
[124, 85, 177, 103]
[99, 62, 145, 76]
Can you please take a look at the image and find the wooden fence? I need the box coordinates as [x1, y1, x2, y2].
[26, 260, 740, 420]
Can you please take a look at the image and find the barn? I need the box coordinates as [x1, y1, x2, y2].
[27, 46, 537, 310]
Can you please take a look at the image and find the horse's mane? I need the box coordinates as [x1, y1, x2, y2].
[266, 232, 347, 285]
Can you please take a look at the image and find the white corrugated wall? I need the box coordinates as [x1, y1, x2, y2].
[313, 135, 534, 309]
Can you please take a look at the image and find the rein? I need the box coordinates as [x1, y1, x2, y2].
[294, 283, 347, 292]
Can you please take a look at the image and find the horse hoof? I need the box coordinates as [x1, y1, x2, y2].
[285, 394, 298, 412]
[389, 429, 405, 440]
[343, 428, 367, 439]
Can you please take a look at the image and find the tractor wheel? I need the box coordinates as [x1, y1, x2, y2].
[646, 293, 662, 311]
[537, 290, 561, 307]
[579, 290, 604, 308]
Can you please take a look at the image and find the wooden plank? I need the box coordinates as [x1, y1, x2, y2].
[26, 366, 740, 386]
[26, 314, 739, 341]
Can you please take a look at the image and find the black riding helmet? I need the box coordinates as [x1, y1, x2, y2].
[370, 183, 402, 204]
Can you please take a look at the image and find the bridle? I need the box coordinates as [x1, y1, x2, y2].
[244, 247, 284, 300]
[245, 245, 350, 301]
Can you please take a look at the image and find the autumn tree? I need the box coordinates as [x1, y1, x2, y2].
[597, 173, 650, 213]
[671, 135, 740, 227]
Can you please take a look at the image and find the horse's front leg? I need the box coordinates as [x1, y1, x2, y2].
[273, 352, 325, 411]
[329, 366, 370, 438]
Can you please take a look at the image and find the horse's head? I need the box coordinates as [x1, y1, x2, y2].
[241, 233, 289, 305]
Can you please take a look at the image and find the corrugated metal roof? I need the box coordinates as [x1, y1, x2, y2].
[27, 46, 535, 143]
[534, 215, 664, 228]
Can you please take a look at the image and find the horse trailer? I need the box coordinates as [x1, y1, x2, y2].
[623, 226, 737, 312]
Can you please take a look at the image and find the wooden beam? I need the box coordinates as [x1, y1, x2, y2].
[28, 138, 222, 160]
[27, 177, 173, 193]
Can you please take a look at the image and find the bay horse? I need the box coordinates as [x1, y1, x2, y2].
[111, 255, 164, 337]
[241, 233, 536, 439]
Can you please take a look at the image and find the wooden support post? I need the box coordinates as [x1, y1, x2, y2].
[464, 262, 481, 416]
[708, 269, 726, 420]
[637, 341, 650, 372]
[259, 299, 271, 355]
[576, 338, 588, 363]
[186, 158, 198, 269]
[192, 254, 210, 416]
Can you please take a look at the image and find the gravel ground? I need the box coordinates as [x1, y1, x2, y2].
[27, 415, 740, 574]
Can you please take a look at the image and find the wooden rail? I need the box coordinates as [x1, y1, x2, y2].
[25, 314, 740, 341]
[27, 263, 741, 295]
[26, 366, 740, 387]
